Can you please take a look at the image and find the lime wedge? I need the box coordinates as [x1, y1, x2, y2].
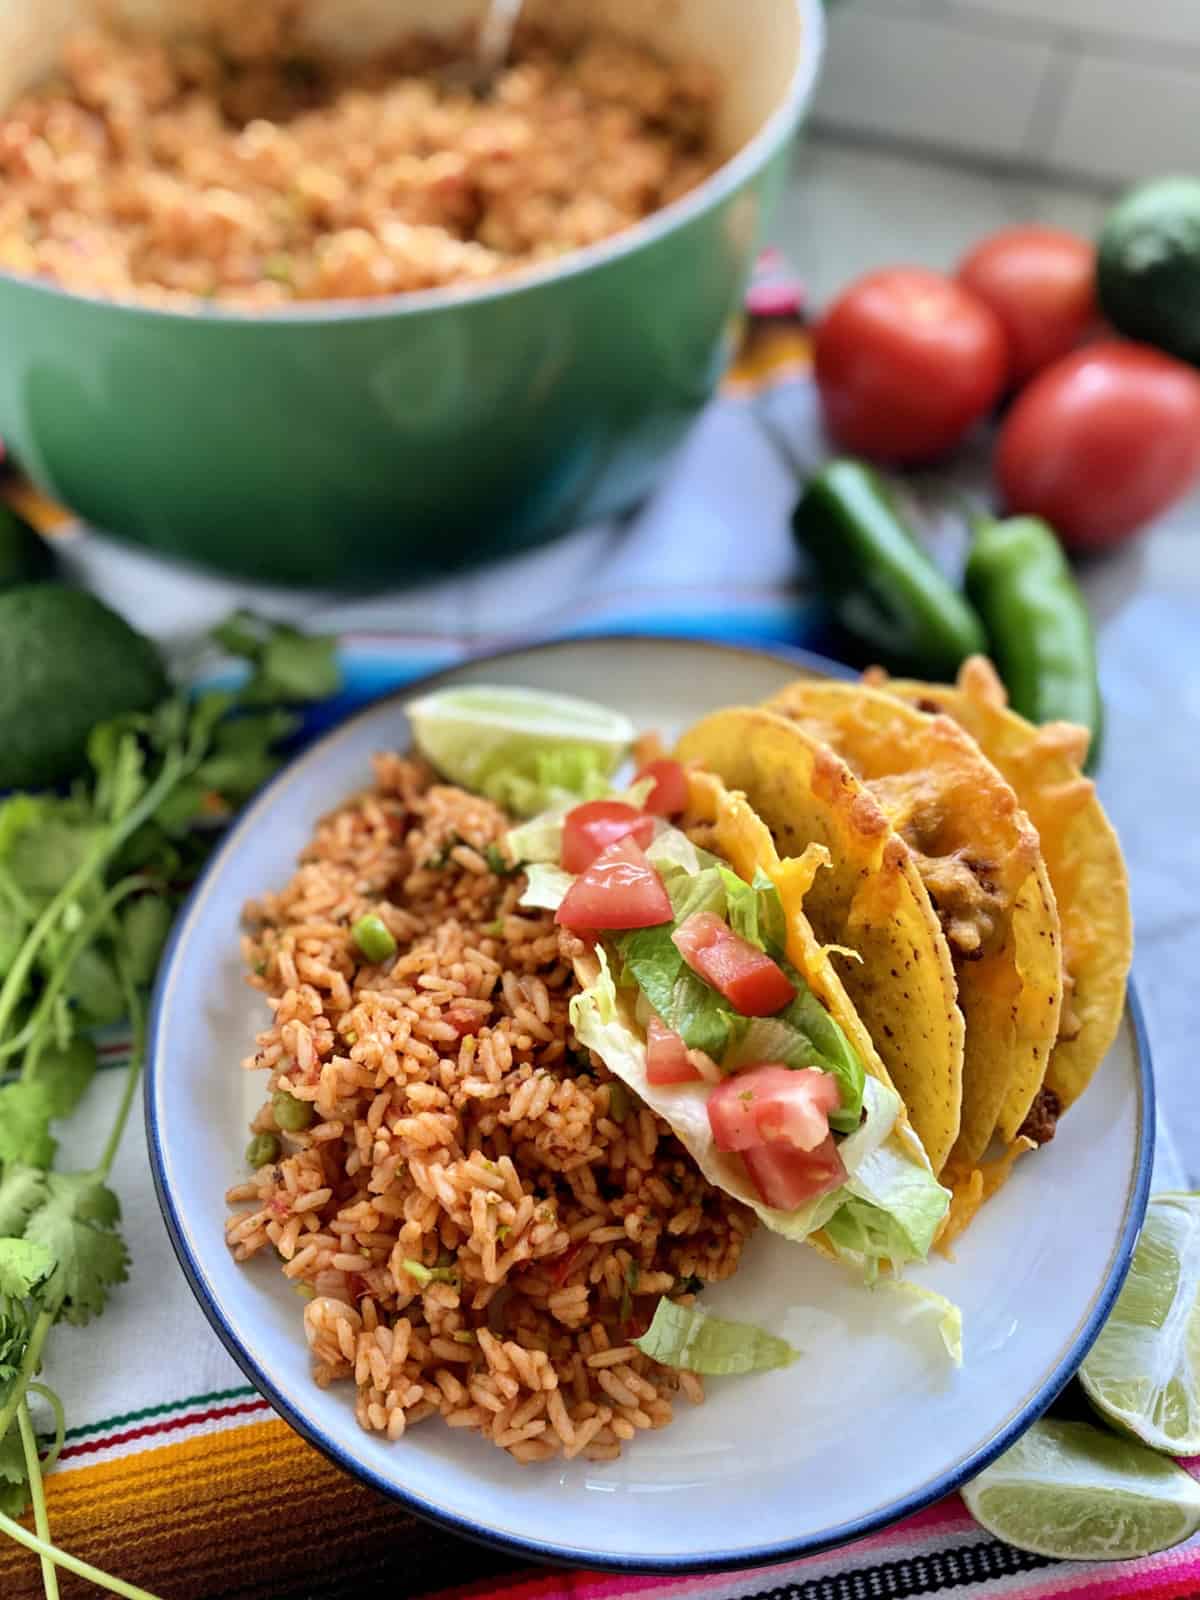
[962, 1418, 1200, 1561]
[406, 685, 634, 817]
[1081, 1192, 1200, 1454]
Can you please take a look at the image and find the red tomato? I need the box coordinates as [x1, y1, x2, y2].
[997, 341, 1200, 551]
[707, 1066, 841, 1152]
[958, 225, 1096, 385]
[555, 837, 672, 931]
[813, 267, 1009, 464]
[560, 800, 655, 874]
[742, 1135, 847, 1211]
[672, 912, 795, 1016]
[638, 758, 689, 817]
[645, 1017, 701, 1085]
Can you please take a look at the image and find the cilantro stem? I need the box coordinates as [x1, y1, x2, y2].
[0, 863, 35, 924]
[0, 1307, 52, 1445]
[17, 1399, 59, 1600]
[26, 1385, 64, 1475]
[0, 750, 189, 1044]
[0, 1510, 164, 1600]
[0, 875, 148, 1067]
[95, 963, 145, 1183]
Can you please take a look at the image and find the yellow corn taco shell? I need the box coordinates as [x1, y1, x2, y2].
[874, 656, 1132, 1120]
[675, 707, 964, 1175]
[760, 681, 1063, 1173]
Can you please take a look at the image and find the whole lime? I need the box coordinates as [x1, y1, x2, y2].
[0, 585, 168, 789]
[1097, 176, 1200, 365]
[0, 503, 56, 589]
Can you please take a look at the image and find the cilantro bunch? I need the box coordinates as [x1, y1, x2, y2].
[0, 609, 338, 1599]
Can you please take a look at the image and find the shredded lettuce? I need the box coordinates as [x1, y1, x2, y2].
[875, 1281, 963, 1365]
[645, 827, 721, 878]
[505, 809, 567, 866]
[722, 982, 865, 1132]
[489, 747, 614, 819]
[615, 874, 866, 1127]
[518, 862, 574, 912]
[504, 776, 660, 867]
[569, 955, 948, 1274]
[635, 1297, 800, 1375]
[665, 865, 728, 923]
[614, 923, 732, 1059]
[719, 866, 788, 954]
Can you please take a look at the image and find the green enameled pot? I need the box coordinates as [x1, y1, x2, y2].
[0, 0, 823, 587]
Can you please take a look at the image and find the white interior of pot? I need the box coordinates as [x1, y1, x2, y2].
[0, 0, 807, 159]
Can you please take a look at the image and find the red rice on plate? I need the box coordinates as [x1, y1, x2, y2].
[225, 755, 754, 1463]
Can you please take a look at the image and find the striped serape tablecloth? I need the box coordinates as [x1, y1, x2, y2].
[2, 250, 1197, 1600]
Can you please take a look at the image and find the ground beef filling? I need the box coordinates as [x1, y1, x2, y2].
[907, 844, 1008, 959]
[1018, 1086, 1062, 1146]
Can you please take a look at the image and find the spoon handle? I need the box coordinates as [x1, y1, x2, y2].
[476, 0, 526, 87]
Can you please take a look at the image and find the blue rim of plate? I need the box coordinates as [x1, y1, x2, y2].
[145, 633, 1156, 1577]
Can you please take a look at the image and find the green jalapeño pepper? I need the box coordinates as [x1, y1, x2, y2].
[965, 514, 1102, 772]
[792, 460, 987, 676]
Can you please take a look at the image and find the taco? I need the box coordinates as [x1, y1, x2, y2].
[506, 760, 953, 1282]
[672, 708, 964, 1175]
[868, 656, 1132, 1136]
[754, 682, 1063, 1174]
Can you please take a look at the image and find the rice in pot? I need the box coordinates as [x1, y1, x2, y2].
[0, 9, 720, 309]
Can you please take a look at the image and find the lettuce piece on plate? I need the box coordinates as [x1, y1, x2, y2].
[635, 1297, 799, 1374]
[407, 685, 633, 818]
[875, 1281, 964, 1365]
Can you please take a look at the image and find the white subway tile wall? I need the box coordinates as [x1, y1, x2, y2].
[954, 0, 1200, 50]
[813, 0, 1200, 185]
[1051, 55, 1200, 185]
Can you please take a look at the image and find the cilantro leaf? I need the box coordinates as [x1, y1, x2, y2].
[0, 796, 44, 860]
[0, 1085, 56, 1171]
[63, 942, 124, 1027]
[0, 1168, 46, 1239]
[213, 610, 340, 704]
[9, 814, 100, 901]
[29, 1036, 98, 1122]
[121, 897, 173, 986]
[88, 724, 148, 824]
[23, 1172, 128, 1326]
[257, 628, 339, 702]
[0, 1240, 55, 1299]
[209, 611, 265, 661]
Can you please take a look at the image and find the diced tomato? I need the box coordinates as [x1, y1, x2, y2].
[707, 1065, 841, 1153]
[646, 1016, 701, 1085]
[672, 912, 795, 1015]
[561, 800, 655, 874]
[742, 1135, 847, 1210]
[444, 1001, 487, 1039]
[637, 758, 689, 817]
[705, 1073, 769, 1151]
[555, 837, 673, 931]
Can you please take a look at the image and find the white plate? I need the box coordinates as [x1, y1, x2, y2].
[146, 636, 1153, 1572]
